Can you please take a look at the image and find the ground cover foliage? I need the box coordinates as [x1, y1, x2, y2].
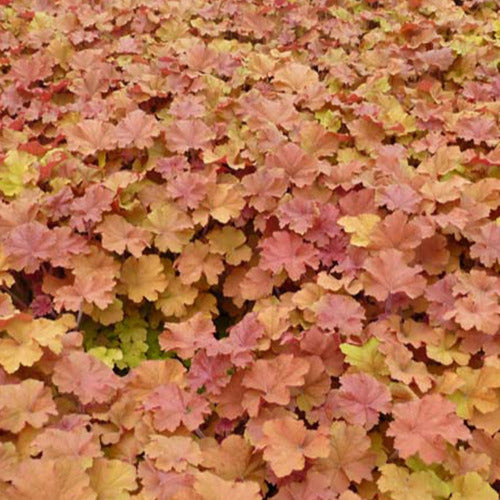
[0, 0, 499, 498]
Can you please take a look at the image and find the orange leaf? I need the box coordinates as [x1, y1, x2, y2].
[261, 416, 329, 477]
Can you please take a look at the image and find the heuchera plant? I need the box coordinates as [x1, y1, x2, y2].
[0, 0, 499, 498]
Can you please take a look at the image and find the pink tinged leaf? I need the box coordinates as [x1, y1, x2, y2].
[4, 222, 57, 273]
[242, 354, 310, 406]
[143, 383, 210, 432]
[154, 155, 189, 179]
[300, 327, 344, 377]
[64, 119, 117, 156]
[274, 470, 336, 500]
[166, 171, 210, 210]
[43, 186, 74, 220]
[387, 394, 471, 464]
[455, 115, 498, 145]
[49, 227, 90, 267]
[445, 296, 500, 335]
[30, 294, 54, 318]
[339, 189, 376, 216]
[361, 249, 426, 301]
[138, 459, 194, 500]
[97, 214, 151, 257]
[239, 93, 299, 131]
[417, 48, 455, 71]
[164, 119, 215, 153]
[259, 231, 320, 280]
[70, 69, 111, 99]
[30, 427, 102, 461]
[470, 223, 500, 267]
[222, 312, 265, 367]
[239, 266, 275, 301]
[115, 109, 160, 149]
[169, 95, 206, 119]
[9, 56, 53, 86]
[184, 42, 218, 72]
[159, 312, 216, 359]
[273, 62, 319, 93]
[316, 294, 365, 337]
[379, 184, 422, 213]
[277, 198, 316, 235]
[53, 273, 115, 312]
[264, 142, 319, 188]
[330, 373, 391, 428]
[241, 168, 288, 213]
[188, 351, 231, 395]
[0, 379, 57, 433]
[116, 36, 142, 54]
[52, 351, 123, 405]
[70, 185, 115, 232]
[304, 203, 341, 246]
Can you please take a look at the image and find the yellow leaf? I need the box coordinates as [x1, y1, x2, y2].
[207, 183, 245, 223]
[315, 109, 342, 132]
[0, 320, 42, 373]
[88, 347, 123, 369]
[292, 283, 324, 311]
[207, 226, 251, 266]
[451, 472, 497, 500]
[84, 298, 124, 326]
[119, 255, 168, 303]
[31, 315, 75, 355]
[186, 292, 219, 317]
[340, 338, 389, 377]
[426, 332, 470, 367]
[257, 304, 291, 348]
[194, 471, 261, 500]
[0, 245, 15, 287]
[317, 272, 344, 292]
[88, 458, 137, 500]
[144, 204, 194, 253]
[449, 366, 500, 419]
[0, 150, 37, 196]
[175, 241, 224, 285]
[154, 261, 198, 318]
[338, 214, 381, 247]
[378, 464, 450, 500]
[155, 279, 198, 318]
[200, 435, 264, 484]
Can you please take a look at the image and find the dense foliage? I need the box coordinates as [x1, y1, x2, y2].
[0, 0, 499, 498]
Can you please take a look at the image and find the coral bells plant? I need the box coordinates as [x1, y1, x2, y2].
[0, 0, 500, 498]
